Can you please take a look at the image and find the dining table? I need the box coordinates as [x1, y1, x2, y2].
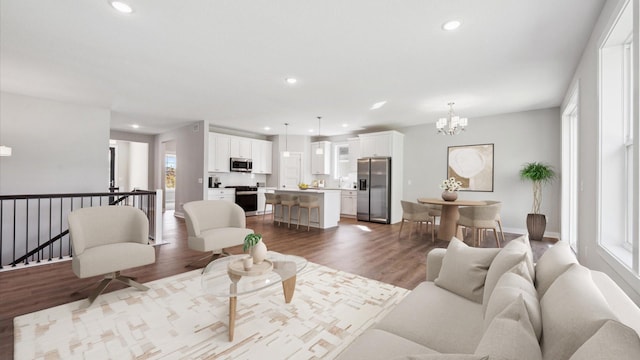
[417, 198, 487, 242]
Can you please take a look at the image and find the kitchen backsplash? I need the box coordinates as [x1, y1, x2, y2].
[209, 172, 267, 188]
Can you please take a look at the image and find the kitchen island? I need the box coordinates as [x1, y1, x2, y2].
[273, 188, 341, 229]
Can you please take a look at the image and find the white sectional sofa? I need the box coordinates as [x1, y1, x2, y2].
[336, 237, 640, 360]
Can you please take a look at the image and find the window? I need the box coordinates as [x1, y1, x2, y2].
[165, 153, 176, 189]
[598, 0, 636, 272]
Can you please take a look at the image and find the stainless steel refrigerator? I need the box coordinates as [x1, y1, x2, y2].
[357, 157, 391, 223]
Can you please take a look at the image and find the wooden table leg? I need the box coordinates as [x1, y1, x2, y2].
[282, 275, 296, 303]
[227, 275, 241, 341]
[229, 296, 236, 341]
[437, 205, 461, 241]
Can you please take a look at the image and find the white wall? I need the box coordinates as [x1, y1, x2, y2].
[561, 0, 640, 303]
[0, 92, 110, 194]
[155, 121, 206, 217]
[401, 108, 562, 235]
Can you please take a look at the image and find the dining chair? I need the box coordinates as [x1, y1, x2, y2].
[484, 200, 506, 244]
[455, 202, 502, 247]
[399, 200, 435, 242]
[418, 200, 441, 237]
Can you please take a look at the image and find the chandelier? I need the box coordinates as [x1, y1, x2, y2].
[436, 102, 468, 135]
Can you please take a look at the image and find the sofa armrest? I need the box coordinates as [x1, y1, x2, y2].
[591, 270, 640, 336]
[426, 248, 447, 281]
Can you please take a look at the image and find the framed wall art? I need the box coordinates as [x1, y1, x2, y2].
[447, 143, 494, 191]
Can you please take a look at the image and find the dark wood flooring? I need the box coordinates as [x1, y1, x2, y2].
[0, 212, 555, 359]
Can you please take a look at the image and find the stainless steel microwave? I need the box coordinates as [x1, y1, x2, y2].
[230, 158, 252, 172]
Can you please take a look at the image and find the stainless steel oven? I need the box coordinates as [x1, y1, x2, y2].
[226, 186, 258, 216]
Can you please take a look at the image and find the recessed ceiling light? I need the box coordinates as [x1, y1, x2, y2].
[342, 123, 349, 128]
[131, 124, 140, 129]
[442, 20, 461, 31]
[308, 128, 315, 133]
[371, 101, 387, 110]
[110, 1, 133, 14]
[285, 78, 297, 84]
[264, 126, 271, 131]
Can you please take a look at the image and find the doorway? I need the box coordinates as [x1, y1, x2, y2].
[281, 152, 302, 189]
[163, 141, 176, 212]
[108, 139, 149, 191]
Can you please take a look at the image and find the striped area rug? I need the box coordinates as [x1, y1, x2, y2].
[14, 262, 410, 359]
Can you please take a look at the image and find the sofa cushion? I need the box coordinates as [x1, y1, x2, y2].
[568, 319, 640, 360]
[540, 263, 616, 360]
[484, 262, 541, 340]
[335, 328, 438, 360]
[475, 295, 542, 360]
[535, 241, 577, 298]
[376, 281, 485, 354]
[393, 355, 489, 360]
[434, 238, 500, 303]
[503, 234, 535, 274]
[482, 242, 529, 312]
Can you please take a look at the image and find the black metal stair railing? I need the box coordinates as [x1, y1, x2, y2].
[0, 190, 160, 269]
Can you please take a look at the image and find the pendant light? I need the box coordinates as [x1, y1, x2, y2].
[315, 116, 323, 155]
[283, 123, 290, 157]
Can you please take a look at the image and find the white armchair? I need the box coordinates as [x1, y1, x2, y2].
[68, 206, 156, 307]
[183, 200, 254, 266]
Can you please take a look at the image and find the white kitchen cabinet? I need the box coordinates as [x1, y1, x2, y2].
[208, 188, 235, 202]
[359, 133, 392, 157]
[341, 190, 357, 216]
[311, 141, 331, 175]
[251, 139, 273, 174]
[348, 137, 360, 172]
[230, 137, 252, 159]
[208, 133, 231, 172]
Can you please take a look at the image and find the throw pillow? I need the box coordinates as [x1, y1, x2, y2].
[540, 263, 616, 360]
[535, 241, 577, 297]
[482, 245, 528, 313]
[568, 319, 640, 360]
[434, 238, 500, 303]
[503, 234, 535, 276]
[484, 262, 541, 340]
[474, 295, 542, 360]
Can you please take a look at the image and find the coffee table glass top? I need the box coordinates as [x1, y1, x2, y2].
[201, 251, 307, 297]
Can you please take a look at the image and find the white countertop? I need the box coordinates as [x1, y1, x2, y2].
[275, 188, 342, 193]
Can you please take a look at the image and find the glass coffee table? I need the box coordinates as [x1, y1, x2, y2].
[201, 251, 308, 341]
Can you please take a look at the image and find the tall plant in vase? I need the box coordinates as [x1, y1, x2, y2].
[519, 162, 556, 240]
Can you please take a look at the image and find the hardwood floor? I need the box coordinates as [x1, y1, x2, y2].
[0, 212, 555, 359]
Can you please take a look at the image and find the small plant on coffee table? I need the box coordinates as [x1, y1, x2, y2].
[243, 233, 262, 252]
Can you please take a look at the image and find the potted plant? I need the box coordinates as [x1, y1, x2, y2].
[243, 233, 267, 264]
[519, 162, 556, 240]
[440, 177, 462, 201]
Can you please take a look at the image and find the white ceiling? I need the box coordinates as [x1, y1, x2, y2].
[0, 0, 605, 136]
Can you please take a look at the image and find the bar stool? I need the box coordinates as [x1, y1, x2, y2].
[297, 195, 320, 231]
[278, 194, 299, 228]
[263, 193, 281, 223]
